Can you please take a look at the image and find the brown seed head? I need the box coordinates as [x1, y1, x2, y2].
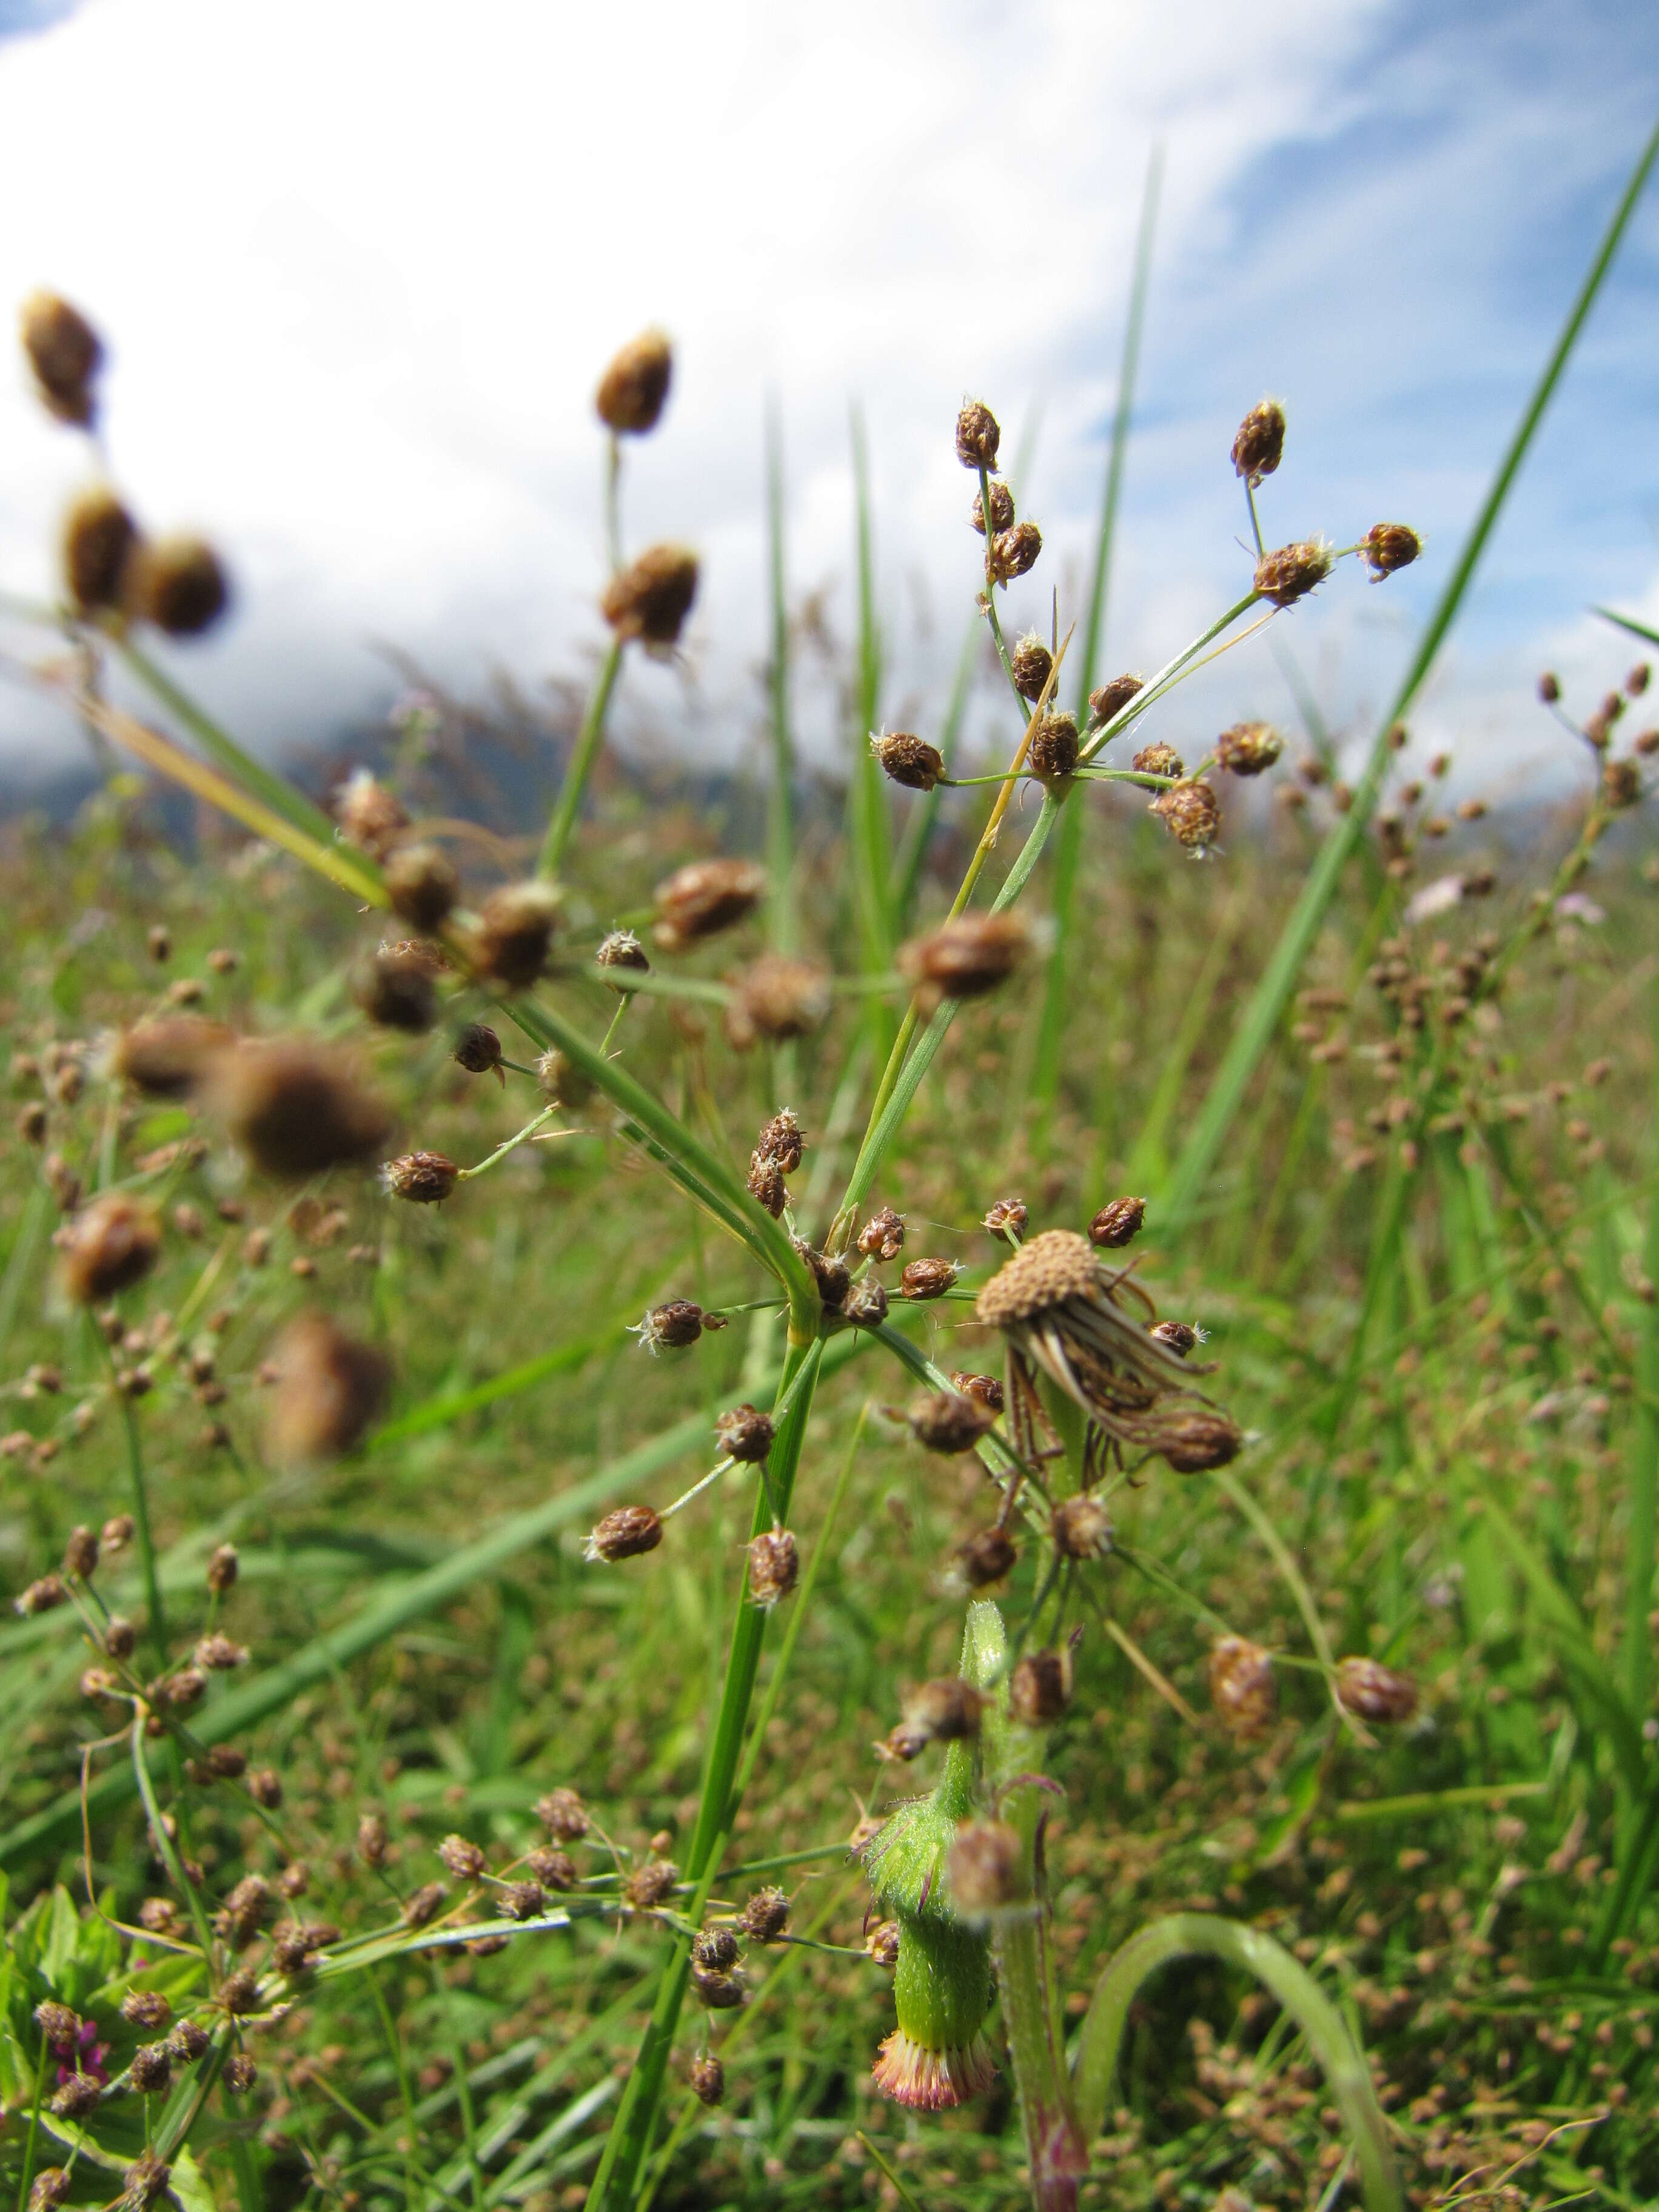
[62, 486, 139, 610]
[122, 1990, 172, 2030]
[247, 1767, 283, 1807]
[121, 2151, 171, 2207]
[355, 1812, 387, 1867]
[586, 1504, 663, 1563]
[1051, 1494, 1113, 1561]
[334, 769, 410, 860]
[50, 2074, 101, 2119]
[129, 2040, 173, 2097]
[526, 1845, 578, 1890]
[62, 1524, 98, 1580]
[955, 401, 1000, 470]
[595, 327, 672, 434]
[716, 1403, 774, 1462]
[206, 1542, 238, 1594]
[726, 956, 831, 1047]
[126, 536, 229, 637]
[1132, 742, 1183, 779]
[472, 880, 561, 989]
[746, 1150, 786, 1216]
[982, 1197, 1028, 1242]
[1335, 1655, 1418, 1723]
[382, 1150, 458, 1204]
[384, 841, 460, 931]
[16, 1101, 46, 1145]
[739, 1886, 791, 1942]
[902, 1677, 984, 1745]
[210, 1037, 392, 1178]
[1010, 632, 1053, 702]
[872, 730, 945, 791]
[990, 520, 1042, 584]
[900, 1256, 958, 1300]
[958, 1524, 1018, 1587]
[1149, 1319, 1199, 1358]
[755, 1107, 804, 1171]
[1361, 523, 1421, 580]
[223, 2056, 257, 2094]
[692, 1924, 740, 1972]
[747, 1528, 799, 1607]
[159, 1667, 207, 1709]
[595, 928, 650, 985]
[948, 1820, 1022, 1914]
[1216, 721, 1283, 777]
[113, 1015, 233, 1099]
[626, 1858, 679, 1910]
[899, 912, 1028, 1004]
[976, 1228, 1097, 1326]
[970, 478, 1015, 535]
[104, 1615, 137, 1659]
[843, 1278, 888, 1327]
[27, 2171, 71, 2212]
[264, 1313, 390, 1464]
[453, 1021, 503, 1075]
[691, 1965, 744, 2008]
[906, 1390, 994, 1454]
[35, 2000, 81, 2051]
[636, 1298, 704, 1352]
[1231, 398, 1286, 486]
[355, 939, 439, 1032]
[218, 1970, 260, 2017]
[1009, 1648, 1073, 1726]
[498, 1879, 545, 1920]
[1151, 778, 1222, 851]
[167, 2020, 210, 2061]
[1090, 1195, 1145, 1248]
[1603, 758, 1641, 811]
[858, 1205, 905, 1262]
[1028, 708, 1078, 782]
[536, 1786, 590, 1840]
[1538, 671, 1561, 704]
[654, 857, 766, 949]
[1208, 1636, 1276, 1737]
[536, 1048, 594, 1108]
[438, 1834, 489, 1879]
[194, 1631, 247, 1672]
[602, 543, 699, 646]
[689, 2053, 725, 2105]
[1158, 1409, 1244, 1473]
[58, 1192, 161, 1305]
[794, 1239, 850, 1309]
[1090, 672, 1145, 722]
[950, 1370, 1004, 1412]
[21, 290, 102, 424]
[1253, 538, 1332, 608]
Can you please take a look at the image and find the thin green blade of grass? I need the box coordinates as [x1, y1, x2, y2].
[1593, 604, 1659, 650]
[538, 638, 625, 878]
[1161, 112, 1659, 1235]
[1031, 144, 1162, 1127]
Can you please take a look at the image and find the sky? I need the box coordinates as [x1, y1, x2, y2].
[0, 0, 1657, 803]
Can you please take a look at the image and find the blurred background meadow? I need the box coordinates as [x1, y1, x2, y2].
[2, 4, 1659, 2210]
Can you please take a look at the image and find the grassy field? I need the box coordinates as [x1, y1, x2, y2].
[3, 134, 1659, 2212]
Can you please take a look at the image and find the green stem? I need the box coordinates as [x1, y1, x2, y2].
[96, 1321, 167, 1667]
[15, 2033, 49, 2212]
[1070, 1914, 1400, 2212]
[540, 638, 625, 877]
[1624, 966, 1659, 1834]
[765, 400, 799, 957]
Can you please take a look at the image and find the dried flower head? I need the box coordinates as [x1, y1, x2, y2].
[206, 1543, 239, 1594]
[537, 1048, 594, 1108]
[536, 1787, 590, 1840]
[602, 543, 699, 646]
[585, 1505, 663, 1563]
[635, 1299, 705, 1352]
[62, 486, 139, 610]
[950, 1370, 1004, 1412]
[948, 1822, 1022, 1914]
[498, 1879, 545, 1921]
[692, 1966, 744, 2009]
[384, 841, 460, 931]
[526, 1845, 577, 1891]
[209, 1037, 393, 1178]
[334, 769, 410, 860]
[858, 1207, 905, 1262]
[1603, 757, 1641, 810]
[899, 913, 1029, 1008]
[121, 2150, 171, 2207]
[438, 1834, 488, 1879]
[1157, 1408, 1243, 1471]
[746, 1150, 786, 1216]
[713, 1405, 773, 1466]
[596, 327, 672, 434]
[900, 1256, 958, 1300]
[126, 537, 229, 637]
[194, 1631, 248, 1672]
[872, 730, 945, 791]
[58, 1193, 161, 1305]
[794, 1239, 850, 1310]
[843, 1278, 888, 1327]
[1132, 742, 1183, 779]
[1231, 398, 1286, 486]
[1253, 538, 1332, 608]
[689, 2053, 725, 2105]
[122, 1990, 172, 2030]
[595, 928, 650, 985]
[970, 479, 1015, 535]
[472, 880, 561, 989]
[27, 2171, 71, 2212]
[50, 2074, 102, 2119]
[62, 1523, 98, 1580]
[264, 1313, 390, 1464]
[1208, 1636, 1276, 1736]
[1151, 778, 1222, 851]
[1090, 672, 1144, 722]
[1149, 1318, 1200, 1358]
[1361, 522, 1422, 580]
[1010, 632, 1053, 702]
[355, 939, 439, 1032]
[725, 956, 831, 1047]
[1090, 1195, 1145, 1248]
[167, 2020, 210, 2062]
[989, 521, 1041, 584]
[983, 1197, 1027, 1242]
[740, 1886, 791, 1942]
[104, 1615, 136, 1659]
[755, 1108, 805, 1171]
[21, 291, 102, 424]
[35, 2000, 81, 2051]
[654, 857, 766, 950]
[626, 1858, 679, 1911]
[1216, 721, 1283, 777]
[1335, 1655, 1418, 1723]
[905, 1390, 994, 1454]
[381, 1150, 459, 1204]
[900, 1677, 985, 1747]
[223, 2056, 257, 2094]
[693, 1924, 741, 1973]
[113, 1015, 233, 1099]
[1028, 708, 1078, 782]
[747, 1528, 799, 1607]
[218, 1969, 260, 2017]
[957, 1526, 1018, 1587]
[955, 401, 1000, 470]
[1009, 1647, 1073, 1725]
[1050, 1494, 1112, 1561]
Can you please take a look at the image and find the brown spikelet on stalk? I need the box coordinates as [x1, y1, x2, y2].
[748, 1529, 798, 1606]
[873, 731, 945, 791]
[596, 328, 672, 434]
[755, 1107, 804, 1171]
[1151, 778, 1221, 851]
[126, 536, 230, 636]
[1231, 398, 1285, 486]
[453, 1022, 503, 1077]
[334, 769, 409, 860]
[209, 1037, 393, 1178]
[1216, 721, 1283, 776]
[354, 939, 440, 1032]
[989, 521, 1041, 584]
[537, 1048, 594, 1107]
[1133, 742, 1183, 779]
[1253, 538, 1332, 608]
[724, 956, 831, 1048]
[1209, 1636, 1276, 1736]
[900, 1256, 957, 1299]
[1361, 521, 1422, 578]
[471, 880, 561, 988]
[1090, 1195, 1145, 1248]
[384, 841, 459, 931]
[1010, 632, 1053, 702]
[264, 1312, 390, 1464]
[1335, 1655, 1418, 1722]
[970, 479, 1014, 535]
[1090, 672, 1144, 721]
[21, 291, 103, 424]
[62, 487, 139, 611]
[586, 1504, 663, 1562]
[716, 1404, 774, 1462]
[905, 1390, 994, 1454]
[113, 1015, 233, 1098]
[899, 912, 1028, 1009]
[381, 1150, 458, 1204]
[955, 401, 1000, 470]
[595, 927, 650, 985]
[958, 1524, 1017, 1587]
[602, 543, 699, 646]
[857, 1206, 905, 1261]
[654, 857, 766, 949]
[58, 1193, 161, 1304]
[1027, 708, 1078, 782]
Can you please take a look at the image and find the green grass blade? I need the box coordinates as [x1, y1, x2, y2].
[1161, 111, 1659, 1234]
[1624, 968, 1659, 1815]
[1593, 604, 1659, 650]
[845, 404, 896, 1061]
[539, 638, 625, 877]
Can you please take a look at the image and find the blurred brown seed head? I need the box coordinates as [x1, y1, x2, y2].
[1009, 1648, 1073, 1726]
[602, 543, 699, 647]
[1603, 758, 1641, 810]
[725, 956, 831, 1048]
[452, 1022, 503, 1082]
[1028, 709, 1078, 782]
[498, 1879, 545, 1920]
[949, 1820, 1022, 1914]
[355, 939, 439, 1033]
[62, 486, 139, 610]
[748, 1529, 799, 1607]
[585, 1504, 663, 1563]
[872, 730, 945, 791]
[958, 1524, 1017, 1587]
[113, 1015, 233, 1099]
[626, 1858, 679, 1910]
[438, 1834, 488, 1879]
[384, 841, 459, 932]
[1253, 538, 1332, 608]
[382, 1150, 458, 1204]
[899, 912, 1029, 1006]
[1335, 1655, 1418, 1723]
[1538, 671, 1561, 703]
[1090, 1195, 1145, 1248]
[535, 1786, 590, 1840]
[1010, 632, 1053, 702]
[955, 401, 1000, 470]
[1216, 721, 1283, 777]
[1090, 672, 1144, 722]
[58, 1193, 161, 1305]
[794, 1239, 850, 1310]
[526, 1845, 578, 1890]
[472, 880, 561, 989]
[334, 769, 410, 861]
[689, 2053, 725, 2106]
[223, 2056, 257, 2093]
[950, 1370, 1004, 1412]
[122, 1991, 172, 2030]
[858, 1206, 905, 1262]
[717, 1403, 774, 1463]
[900, 1256, 957, 1300]
[1151, 778, 1222, 851]
[740, 1885, 791, 1942]
[654, 857, 766, 949]
[21, 291, 102, 424]
[906, 1390, 994, 1454]
[902, 1677, 984, 1744]
[1208, 1635, 1276, 1737]
[1133, 742, 1183, 779]
[692, 1924, 740, 1972]
[595, 327, 672, 434]
[1361, 522, 1422, 579]
[595, 928, 650, 986]
[206, 1543, 239, 1594]
[970, 478, 1014, 535]
[990, 520, 1042, 584]
[537, 1047, 594, 1108]
[247, 1768, 283, 1807]
[1051, 1494, 1112, 1561]
[211, 1037, 392, 1178]
[691, 1965, 743, 2007]
[104, 1615, 136, 1659]
[129, 2043, 172, 2095]
[1159, 1408, 1244, 1472]
[126, 537, 229, 637]
[1231, 398, 1286, 486]
[193, 1631, 247, 1672]
[264, 1313, 389, 1464]
[1149, 1319, 1199, 1356]
[62, 1523, 98, 1580]
[121, 2151, 171, 2205]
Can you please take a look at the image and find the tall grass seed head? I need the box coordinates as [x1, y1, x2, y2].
[873, 729, 945, 791]
[654, 857, 766, 948]
[334, 769, 409, 860]
[634, 1298, 704, 1352]
[537, 1047, 594, 1107]
[586, 1504, 663, 1562]
[209, 1036, 393, 1178]
[1010, 631, 1053, 702]
[1090, 672, 1144, 722]
[454, 1021, 503, 1076]
[58, 1191, 161, 1304]
[689, 2054, 725, 2105]
[1009, 1646, 1073, 1724]
[1159, 1407, 1244, 1471]
[1335, 1655, 1418, 1722]
[535, 1786, 590, 1840]
[843, 1277, 888, 1326]
[906, 1390, 994, 1454]
[126, 536, 229, 637]
[1208, 1635, 1276, 1736]
[384, 840, 460, 931]
[382, 1150, 458, 1203]
[725, 955, 831, 1046]
[1253, 537, 1332, 608]
[989, 519, 1041, 583]
[264, 1312, 390, 1463]
[740, 1886, 791, 1942]
[1231, 398, 1286, 486]
[982, 1196, 1027, 1241]
[1090, 1194, 1145, 1247]
[1361, 522, 1422, 579]
[746, 1149, 787, 1216]
[947, 1820, 1022, 1914]
[950, 1370, 1003, 1412]
[970, 478, 1014, 534]
[472, 880, 561, 988]
[602, 542, 699, 646]
[21, 290, 102, 424]
[1051, 1493, 1112, 1560]
[62, 486, 139, 610]
[1216, 720, 1283, 776]
[954, 400, 1000, 470]
[595, 327, 672, 434]
[1134, 741, 1184, 778]
[900, 1256, 957, 1299]
[899, 911, 1029, 1006]
[595, 927, 650, 985]
[1151, 777, 1222, 851]
[755, 1106, 804, 1170]
[747, 1527, 799, 1606]
[355, 938, 440, 1031]
[113, 1014, 233, 1098]
[857, 1205, 905, 1261]
[1028, 706, 1078, 782]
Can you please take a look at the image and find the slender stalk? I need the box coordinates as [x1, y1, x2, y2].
[540, 638, 625, 877]
[846, 405, 896, 1062]
[1624, 965, 1659, 1842]
[96, 1320, 167, 1667]
[764, 399, 799, 957]
[1071, 1915, 1400, 2212]
[1161, 111, 1659, 1233]
[893, 611, 977, 926]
